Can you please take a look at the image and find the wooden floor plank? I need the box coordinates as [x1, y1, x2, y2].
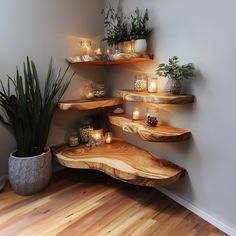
[0, 169, 227, 236]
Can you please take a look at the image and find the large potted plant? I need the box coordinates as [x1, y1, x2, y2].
[156, 56, 194, 94]
[0, 57, 73, 195]
[102, 5, 131, 53]
[130, 8, 152, 53]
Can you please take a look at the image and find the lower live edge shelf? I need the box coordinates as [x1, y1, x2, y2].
[52, 138, 185, 187]
[109, 114, 191, 142]
[58, 97, 123, 111]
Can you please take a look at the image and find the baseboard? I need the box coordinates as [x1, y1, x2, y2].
[157, 187, 236, 236]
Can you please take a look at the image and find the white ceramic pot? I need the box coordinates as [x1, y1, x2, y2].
[8, 147, 52, 195]
[134, 39, 147, 53]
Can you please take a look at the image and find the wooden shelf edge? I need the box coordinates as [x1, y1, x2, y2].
[58, 97, 123, 111]
[118, 89, 195, 105]
[66, 56, 153, 65]
[52, 139, 185, 187]
[109, 114, 191, 142]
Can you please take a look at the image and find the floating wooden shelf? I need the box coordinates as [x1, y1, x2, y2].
[109, 114, 191, 142]
[53, 138, 185, 187]
[58, 98, 123, 111]
[67, 57, 152, 65]
[118, 89, 194, 104]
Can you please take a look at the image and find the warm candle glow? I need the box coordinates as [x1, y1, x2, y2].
[95, 48, 102, 56]
[132, 108, 140, 120]
[105, 132, 113, 144]
[148, 78, 158, 93]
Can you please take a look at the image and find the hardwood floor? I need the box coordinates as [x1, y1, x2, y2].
[0, 170, 226, 236]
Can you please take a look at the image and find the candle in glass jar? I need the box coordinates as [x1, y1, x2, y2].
[105, 132, 113, 144]
[91, 129, 104, 142]
[132, 108, 140, 120]
[95, 48, 102, 56]
[148, 78, 158, 93]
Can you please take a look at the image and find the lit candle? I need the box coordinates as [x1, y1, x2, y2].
[91, 129, 104, 142]
[95, 48, 102, 56]
[105, 132, 113, 144]
[132, 108, 140, 120]
[148, 78, 158, 93]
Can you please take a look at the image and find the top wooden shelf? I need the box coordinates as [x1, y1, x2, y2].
[118, 89, 195, 105]
[67, 57, 153, 66]
[58, 97, 123, 111]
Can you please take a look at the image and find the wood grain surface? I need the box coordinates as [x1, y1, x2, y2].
[118, 89, 195, 104]
[0, 170, 226, 236]
[109, 114, 191, 142]
[58, 98, 123, 111]
[67, 57, 152, 65]
[53, 138, 185, 187]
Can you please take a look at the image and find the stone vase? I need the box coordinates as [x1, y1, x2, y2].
[166, 78, 182, 95]
[8, 148, 52, 195]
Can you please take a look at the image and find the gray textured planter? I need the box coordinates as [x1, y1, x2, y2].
[167, 78, 182, 95]
[8, 148, 52, 195]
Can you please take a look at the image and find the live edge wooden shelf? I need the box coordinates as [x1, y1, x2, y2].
[53, 138, 185, 187]
[67, 57, 153, 65]
[58, 98, 123, 111]
[109, 114, 191, 142]
[118, 89, 195, 104]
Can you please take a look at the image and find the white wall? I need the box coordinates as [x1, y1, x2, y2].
[107, 0, 236, 234]
[0, 0, 105, 175]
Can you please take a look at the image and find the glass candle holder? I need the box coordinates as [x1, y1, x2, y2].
[105, 132, 113, 144]
[94, 48, 102, 56]
[132, 108, 140, 120]
[79, 119, 94, 143]
[148, 78, 158, 93]
[90, 129, 105, 146]
[94, 83, 106, 98]
[134, 74, 148, 92]
[69, 131, 79, 147]
[145, 108, 158, 127]
[84, 82, 94, 99]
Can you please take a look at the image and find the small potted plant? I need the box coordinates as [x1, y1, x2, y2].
[156, 56, 194, 94]
[102, 5, 131, 53]
[130, 8, 152, 53]
[0, 57, 74, 195]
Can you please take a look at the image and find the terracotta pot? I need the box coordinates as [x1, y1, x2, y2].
[166, 78, 182, 95]
[8, 148, 52, 195]
[134, 39, 147, 53]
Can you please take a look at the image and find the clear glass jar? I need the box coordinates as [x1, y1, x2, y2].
[105, 132, 113, 144]
[84, 82, 94, 99]
[79, 119, 94, 143]
[134, 74, 148, 92]
[145, 108, 158, 127]
[94, 83, 106, 98]
[148, 77, 158, 93]
[69, 131, 79, 147]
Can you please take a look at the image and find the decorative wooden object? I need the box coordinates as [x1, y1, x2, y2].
[58, 98, 123, 111]
[53, 138, 185, 187]
[67, 57, 152, 65]
[109, 114, 191, 142]
[118, 89, 194, 104]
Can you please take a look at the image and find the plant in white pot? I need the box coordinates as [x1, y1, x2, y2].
[0, 57, 74, 195]
[156, 56, 194, 95]
[131, 8, 152, 53]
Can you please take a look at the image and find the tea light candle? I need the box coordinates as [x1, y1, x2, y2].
[95, 48, 102, 56]
[105, 132, 113, 144]
[132, 108, 140, 120]
[91, 129, 104, 142]
[148, 78, 158, 93]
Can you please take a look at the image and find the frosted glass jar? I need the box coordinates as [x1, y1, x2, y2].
[134, 74, 148, 92]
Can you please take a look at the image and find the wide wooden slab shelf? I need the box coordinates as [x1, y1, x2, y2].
[53, 138, 185, 187]
[58, 98, 123, 111]
[118, 89, 195, 104]
[67, 57, 152, 65]
[109, 114, 191, 142]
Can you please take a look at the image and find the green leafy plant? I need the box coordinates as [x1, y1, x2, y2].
[101, 4, 130, 46]
[156, 56, 194, 81]
[0, 57, 74, 157]
[130, 8, 152, 40]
